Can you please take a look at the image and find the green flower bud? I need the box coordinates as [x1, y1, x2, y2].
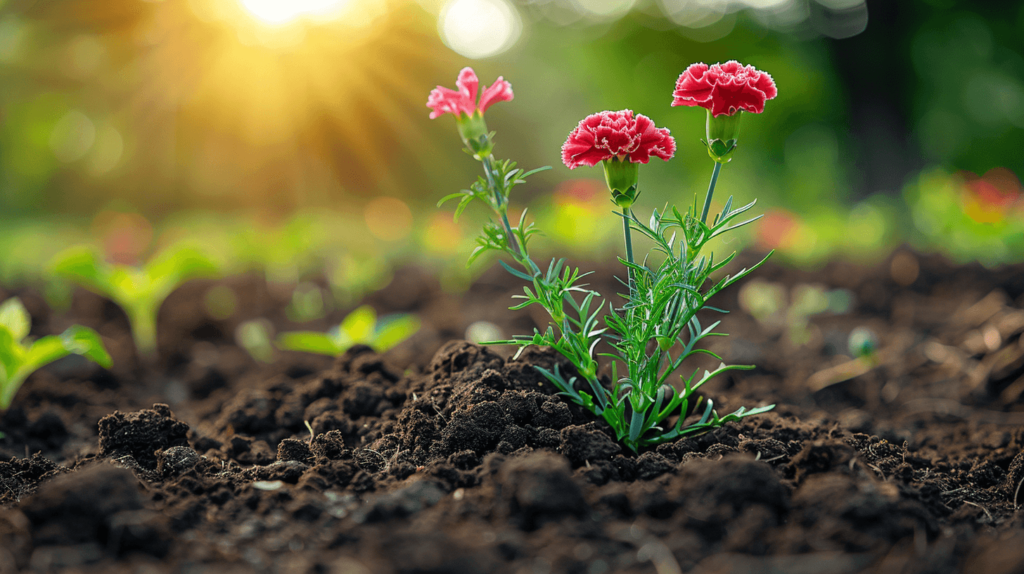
[455, 112, 493, 158]
[602, 158, 640, 208]
[705, 109, 742, 164]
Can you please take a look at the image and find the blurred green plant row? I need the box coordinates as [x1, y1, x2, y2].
[0, 168, 1021, 312]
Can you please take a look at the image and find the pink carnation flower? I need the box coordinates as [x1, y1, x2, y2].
[427, 67, 514, 119]
[672, 61, 777, 117]
[561, 110, 676, 170]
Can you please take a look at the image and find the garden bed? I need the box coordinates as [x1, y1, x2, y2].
[2, 249, 1024, 573]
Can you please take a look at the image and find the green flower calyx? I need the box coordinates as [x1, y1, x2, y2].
[456, 112, 493, 159]
[602, 157, 640, 208]
[704, 110, 742, 164]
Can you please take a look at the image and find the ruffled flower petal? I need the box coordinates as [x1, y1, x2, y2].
[671, 63, 714, 108]
[562, 110, 675, 169]
[671, 60, 777, 117]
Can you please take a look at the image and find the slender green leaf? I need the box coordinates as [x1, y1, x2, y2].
[276, 332, 343, 356]
[60, 325, 113, 368]
[373, 315, 421, 352]
[340, 305, 377, 343]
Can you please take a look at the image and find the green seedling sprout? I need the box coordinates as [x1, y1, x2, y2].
[429, 64, 778, 452]
[0, 297, 112, 409]
[50, 244, 219, 358]
[276, 305, 420, 356]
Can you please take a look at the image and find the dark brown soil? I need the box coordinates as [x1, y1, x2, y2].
[3, 250, 1024, 573]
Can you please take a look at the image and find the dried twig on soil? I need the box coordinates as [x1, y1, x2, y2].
[963, 501, 993, 522]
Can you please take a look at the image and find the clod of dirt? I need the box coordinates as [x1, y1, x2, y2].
[277, 438, 313, 465]
[155, 446, 200, 478]
[309, 430, 350, 463]
[672, 455, 790, 537]
[789, 439, 858, 483]
[792, 471, 935, 547]
[559, 424, 620, 466]
[434, 401, 511, 457]
[498, 451, 588, 530]
[352, 480, 446, 523]
[20, 463, 170, 561]
[429, 341, 504, 383]
[0, 453, 63, 505]
[98, 404, 190, 471]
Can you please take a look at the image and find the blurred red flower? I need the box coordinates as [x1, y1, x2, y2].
[561, 110, 675, 169]
[672, 61, 777, 117]
[961, 168, 1022, 223]
[756, 209, 800, 251]
[427, 67, 513, 119]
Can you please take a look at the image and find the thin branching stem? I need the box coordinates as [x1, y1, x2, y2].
[700, 162, 722, 224]
[482, 154, 524, 260]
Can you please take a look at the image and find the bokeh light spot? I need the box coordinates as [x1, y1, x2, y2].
[465, 320, 503, 343]
[89, 124, 124, 175]
[423, 212, 462, 254]
[50, 110, 96, 163]
[440, 0, 521, 59]
[576, 0, 637, 19]
[846, 203, 886, 249]
[365, 197, 413, 241]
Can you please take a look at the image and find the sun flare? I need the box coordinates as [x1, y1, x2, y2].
[238, 0, 350, 25]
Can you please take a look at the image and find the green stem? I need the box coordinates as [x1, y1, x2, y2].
[481, 155, 523, 259]
[700, 161, 723, 225]
[128, 304, 158, 360]
[622, 207, 635, 295]
[0, 373, 27, 409]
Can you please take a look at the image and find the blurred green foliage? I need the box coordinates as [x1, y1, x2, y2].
[50, 243, 219, 356]
[276, 305, 421, 356]
[0, 297, 111, 409]
[0, 0, 1019, 288]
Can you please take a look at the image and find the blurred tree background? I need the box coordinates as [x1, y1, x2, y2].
[0, 0, 1020, 266]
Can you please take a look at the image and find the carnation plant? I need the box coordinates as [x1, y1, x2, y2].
[50, 244, 219, 358]
[428, 63, 777, 452]
[0, 297, 112, 409]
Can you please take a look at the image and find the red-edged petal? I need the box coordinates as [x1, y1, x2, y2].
[753, 70, 777, 101]
[717, 60, 742, 75]
[628, 114, 675, 163]
[563, 147, 612, 169]
[708, 79, 767, 116]
[671, 63, 714, 108]
[673, 60, 777, 115]
[478, 77, 514, 114]
[563, 110, 673, 168]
